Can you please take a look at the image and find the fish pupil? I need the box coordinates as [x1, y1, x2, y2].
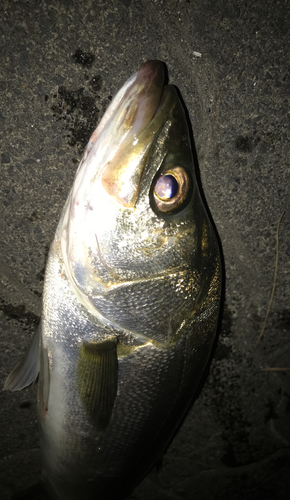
[154, 174, 179, 200]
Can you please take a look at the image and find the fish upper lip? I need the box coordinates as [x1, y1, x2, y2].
[99, 61, 166, 208]
[84, 61, 165, 158]
[123, 60, 165, 135]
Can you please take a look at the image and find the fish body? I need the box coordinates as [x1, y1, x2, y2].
[5, 61, 221, 499]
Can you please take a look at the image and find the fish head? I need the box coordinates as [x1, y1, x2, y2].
[59, 61, 220, 343]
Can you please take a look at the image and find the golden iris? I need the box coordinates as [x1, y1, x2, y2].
[152, 166, 191, 213]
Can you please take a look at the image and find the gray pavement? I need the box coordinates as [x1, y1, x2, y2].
[1, 0, 290, 499]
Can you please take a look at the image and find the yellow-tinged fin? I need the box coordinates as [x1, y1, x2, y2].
[77, 337, 118, 428]
[3, 326, 40, 391]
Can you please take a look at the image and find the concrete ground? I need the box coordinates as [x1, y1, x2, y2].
[0, 0, 289, 498]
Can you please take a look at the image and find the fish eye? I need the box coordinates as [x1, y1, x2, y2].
[152, 166, 191, 214]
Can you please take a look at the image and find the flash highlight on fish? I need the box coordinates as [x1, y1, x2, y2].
[4, 60, 222, 500]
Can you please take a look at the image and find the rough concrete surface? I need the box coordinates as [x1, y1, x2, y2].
[0, 0, 289, 499]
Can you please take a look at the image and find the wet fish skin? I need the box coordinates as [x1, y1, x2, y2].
[5, 61, 221, 500]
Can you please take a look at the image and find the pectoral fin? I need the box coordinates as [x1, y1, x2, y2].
[3, 326, 40, 391]
[77, 337, 118, 429]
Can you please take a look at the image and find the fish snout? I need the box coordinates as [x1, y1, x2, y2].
[101, 61, 165, 208]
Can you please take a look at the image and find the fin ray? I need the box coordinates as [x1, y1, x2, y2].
[3, 325, 40, 391]
[77, 336, 118, 428]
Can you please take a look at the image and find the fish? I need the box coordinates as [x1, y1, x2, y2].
[4, 60, 221, 500]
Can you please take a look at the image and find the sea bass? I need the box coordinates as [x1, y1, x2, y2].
[5, 61, 221, 500]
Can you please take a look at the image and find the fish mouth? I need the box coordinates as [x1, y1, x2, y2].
[117, 60, 165, 138]
[88, 61, 169, 208]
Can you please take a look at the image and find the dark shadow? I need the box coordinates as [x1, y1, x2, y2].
[157, 81, 226, 458]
